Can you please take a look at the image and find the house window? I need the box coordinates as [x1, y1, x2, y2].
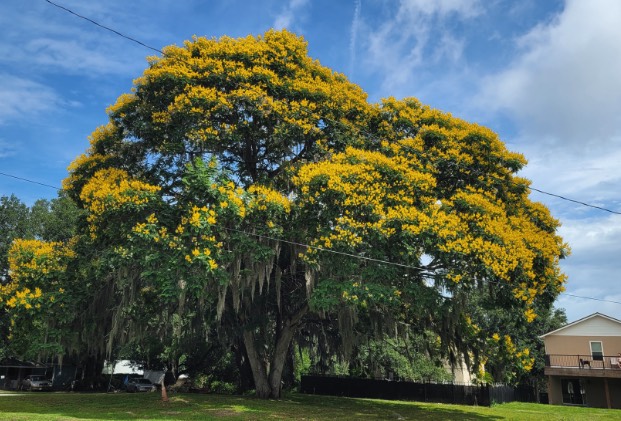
[590, 341, 604, 361]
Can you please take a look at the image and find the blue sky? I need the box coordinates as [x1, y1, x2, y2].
[2, 0, 621, 323]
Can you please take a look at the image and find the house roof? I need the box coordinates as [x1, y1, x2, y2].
[540, 312, 621, 338]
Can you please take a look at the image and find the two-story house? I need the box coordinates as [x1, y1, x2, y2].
[540, 312, 621, 409]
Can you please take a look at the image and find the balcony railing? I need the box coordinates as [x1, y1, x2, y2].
[545, 354, 621, 370]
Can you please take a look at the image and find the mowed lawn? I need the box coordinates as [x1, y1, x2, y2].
[1, 390, 621, 421]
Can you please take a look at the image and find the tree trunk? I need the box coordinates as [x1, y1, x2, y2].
[242, 329, 271, 398]
[268, 323, 294, 398]
[242, 304, 308, 399]
[234, 339, 254, 392]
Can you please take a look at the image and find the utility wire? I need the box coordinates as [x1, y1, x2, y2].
[528, 187, 621, 215]
[1, 169, 620, 307]
[0, 171, 61, 190]
[563, 293, 621, 306]
[42, 0, 621, 216]
[44, 0, 163, 54]
[224, 226, 434, 274]
[225, 227, 621, 308]
[23, 1, 621, 308]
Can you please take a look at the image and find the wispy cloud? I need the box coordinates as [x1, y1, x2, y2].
[20, 38, 141, 76]
[273, 0, 310, 30]
[0, 138, 16, 158]
[0, 74, 62, 125]
[349, 0, 362, 78]
[0, 0, 157, 78]
[360, 0, 481, 94]
[479, 0, 621, 149]
[470, 0, 621, 321]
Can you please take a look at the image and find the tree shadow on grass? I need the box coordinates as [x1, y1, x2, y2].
[0, 391, 504, 420]
[282, 393, 503, 421]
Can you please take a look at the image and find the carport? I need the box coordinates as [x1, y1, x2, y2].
[0, 358, 50, 390]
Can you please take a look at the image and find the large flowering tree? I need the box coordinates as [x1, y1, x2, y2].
[2, 30, 567, 398]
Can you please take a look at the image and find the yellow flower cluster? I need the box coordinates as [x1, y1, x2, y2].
[80, 168, 161, 237]
[63, 123, 120, 194]
[63, 153, 111, 193]
[248, 185, 291, 214]
[133, 29, 369, 157]
[217, 182, 246, 218]
[106, 93, 136, 117]
[295, 146, 436, 250]
[129, 204, 222, 271]
[1, 239, 74, 314]
[5, 239, 75, 286]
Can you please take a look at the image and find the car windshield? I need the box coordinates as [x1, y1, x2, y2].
[135, 379, 152, 384]
[30, 376, 44, 381]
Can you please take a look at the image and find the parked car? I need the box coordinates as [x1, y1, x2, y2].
[21, 375, 52, 391]
[126, 378, 157, 392]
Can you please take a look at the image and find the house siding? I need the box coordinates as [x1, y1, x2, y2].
[545, 316, 621, 337]
[544, 335, 621, 357]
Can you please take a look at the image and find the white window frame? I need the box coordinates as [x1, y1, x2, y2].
[590, 341, 604, 361]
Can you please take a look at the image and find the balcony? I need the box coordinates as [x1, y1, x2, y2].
[544, 354, 621, 378]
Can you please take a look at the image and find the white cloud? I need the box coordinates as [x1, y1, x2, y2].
[0, 0, 155, 78]
[360, 0, 481, 93]
[273, 0, 310, 30]
[21, 38, 140, 76]
[480, 0, 621, 148]
[518, 137, 621, 210]
[0, 139, 16, 158]
[0, 74, 62, 125]
[399, 0, 481, 18]
[349, 0, 362, 78]
[556, 214, 621, 321]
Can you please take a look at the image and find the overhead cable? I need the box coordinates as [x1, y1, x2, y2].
[0, 171, 61, 190]
[1, 169, 620, 307]
[42, 0, 621, 216]
[44, 0, 163, 54]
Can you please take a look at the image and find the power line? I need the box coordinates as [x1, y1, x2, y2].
[42, 0, 621, 216]
[44, 0, 163, 54]
[1, 170, 620, 308]
[563, 293, 621, 306]
[316, 114, 621, 216]
[528, 187, 621, 215]
[224, 226, 434, 274]
[228, 226, 621, 307]
[20, 1, 621, 308]
[0, 171, 61, 190]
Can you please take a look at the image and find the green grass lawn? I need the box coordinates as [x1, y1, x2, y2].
[1, 391, 620, 420]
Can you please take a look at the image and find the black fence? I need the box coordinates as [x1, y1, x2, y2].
[300, 375, 538, 406]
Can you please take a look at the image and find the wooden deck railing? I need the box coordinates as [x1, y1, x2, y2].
[545, 354, 621, 370]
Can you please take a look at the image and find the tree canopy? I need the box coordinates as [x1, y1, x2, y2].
[0, 194, 80, 361]
[2, 30, 568, 398]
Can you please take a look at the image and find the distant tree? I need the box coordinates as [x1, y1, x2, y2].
[9, 30, 569, 399]
[0, 195, 31, 282]
[0, 195, 31, 360]
[29, 193, 81, 242]
[0, 193, 80, 362]
[348, 333, 452, 383]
